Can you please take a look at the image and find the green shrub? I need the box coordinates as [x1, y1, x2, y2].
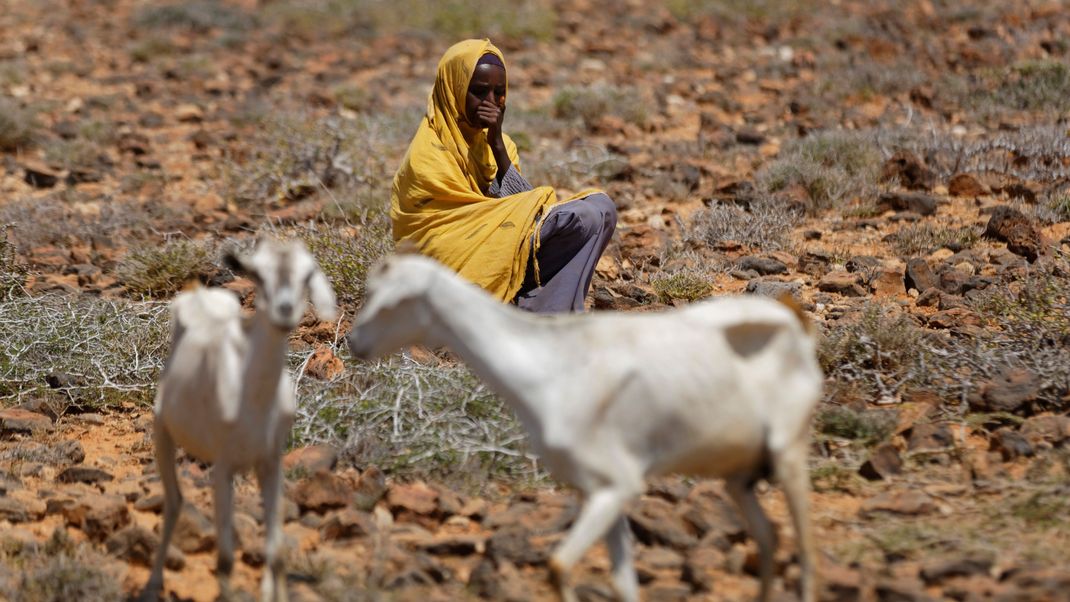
[299, 221, 393, 309]
[651, 271, 713, 303]
[815, 404, 897, 444]
[117, 239, 217, 299]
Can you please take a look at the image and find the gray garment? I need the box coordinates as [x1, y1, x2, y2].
[487, 164, 535, 197]
[515, 193, 617, 313]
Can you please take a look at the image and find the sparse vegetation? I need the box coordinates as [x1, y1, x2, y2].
[298, 221, 393, 309]
[687, 197, 799, 251]
[757, 130, 882, 215]
[0, 225, 26, 300]
[553, 84, 648, 130]
[117, 239, 218, 299]
[0, 97, 38, 152]
[0, 530, 123, 602]
[650, 271, 713, 303]
[989, 60, 1070, 114]
[133, 1, 255, 33]
[890, 223, 980, 256]
[293, 354, 539, 486]
[815, 404, 897, 444]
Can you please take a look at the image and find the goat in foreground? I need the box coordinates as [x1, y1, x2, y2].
[347, 254, 821, 602]
[143, 239, 337, 602]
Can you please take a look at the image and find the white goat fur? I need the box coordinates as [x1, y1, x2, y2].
[347, 255, 821, 602]
[144, 239, 337, 602]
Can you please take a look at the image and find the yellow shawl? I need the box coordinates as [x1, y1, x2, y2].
[391, 39, 568, 302]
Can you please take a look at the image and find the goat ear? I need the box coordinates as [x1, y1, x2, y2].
[223, 251, 247, 275]
[308, 268, 338, 323]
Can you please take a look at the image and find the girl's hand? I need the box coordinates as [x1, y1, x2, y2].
[477, 98, 506, 143]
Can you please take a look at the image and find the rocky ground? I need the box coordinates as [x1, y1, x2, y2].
[1, 0, 1069, 600]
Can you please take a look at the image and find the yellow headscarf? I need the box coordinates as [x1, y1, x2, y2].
[391, 39, 589, 302]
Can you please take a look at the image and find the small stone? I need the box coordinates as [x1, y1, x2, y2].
[0, 408, 53, 436]
[877, 191, 937, 216]
[1020, 415, 1070, 446]
[870, 269, 905, 297]
[990, 428, 1033, 461]
[320, 508, 376, 541]
[283, 445, 338, 475]
[175, 104, 204, 122]
[387, 481, 439, 517]
[737, 256, 788, 275]
[292, 470, 351, 514]
[304, 345, 344, 380]
[416, 533, 485, 556]
[880, 151, 935, 191]
[56, 465, 114, 484]
[21, 160, 60, 188]
[920, 555, 994, 584]
[628, 496, 697, 550]
[818, 271, 867, 297]
[682, 545, 727, 592]
[948, 173, 986, 197]
[969, 368, 1040, 413]
[984, 206, 1043, 262]
[61, 493, 130, 541]
[907, 423, 953, 452]
[904, 259, 939, 292]
[353, 465, 387, 512]
[106, 525, 184, 569]
[859, 443, 903, 480]
[861, 490, 938, 518]
[172, 503, 215, 553]
[486, 526, 548, 566]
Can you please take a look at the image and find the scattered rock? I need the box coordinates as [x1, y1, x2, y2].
[904, 259, 938, 293]
[60, 493, 130, 541]
[172, 503, 215, 553]
[1020, 415, 1070, 447]
[320, 508, 377, 541]
[416, 533, 486, 556]
[744, 278, 802, 299]
[737, 256, 788, 275]
[283, 444, 338, 475]
[861, 490, 938, 517]
[293, 470, 352, 513]
[485, 526, 548, 565]
[984, 206, 1043, 262]
[56, 465, 114, 484]
[0, 408, 53, 436]
[870, 269, 906, 297]
[21, 160, 60, 188]
[106, 525, 184, 570]
[907, 422, 953, 452]
[859, 443, 903, 480]
[681, 545, 727, 592]
[304, 345, 345, 380]
[353, 465, 388, 512]
[877, 191, 937, 216]
[388, 481, 439, 518]
[969, 368, 1040, 413]
[880, 151, 935, 191]
[0, 496, 42, 523]
[920, 555, 994, 584]
[818, 271, 867, 297]
[628, 497, 697, 549]
[990, 428, 1033, 461]
[950, 173, 988, 196]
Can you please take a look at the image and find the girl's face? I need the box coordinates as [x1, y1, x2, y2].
[464, 63, 506, 126]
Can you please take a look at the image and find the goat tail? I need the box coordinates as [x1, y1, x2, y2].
[775, 293, 813, 335]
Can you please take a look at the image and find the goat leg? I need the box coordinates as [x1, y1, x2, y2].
[549, 487, 633, 602]
[212, 465, 236, 600]
[142, 423, 182, 601]
[776, 440, 817, 602]
[606, 515, 639, 602]
[727, 476, 778, 602]
[258, 459, 288, 602]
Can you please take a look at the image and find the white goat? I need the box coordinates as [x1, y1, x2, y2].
[142, 239, 337, 602]
[347, 254, 821, 602]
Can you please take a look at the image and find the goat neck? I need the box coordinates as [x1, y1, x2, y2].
[241, 310, 291, 404]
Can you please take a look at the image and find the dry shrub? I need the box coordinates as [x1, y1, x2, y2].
[890, 223, 980, 257]
[0, 196, 162, 253]
[297, 221, 393, 309]
[0, 530, 122, 602]
[757, 130, 881, 215]
[292, 354, 539, 486]
[117, 239, 218, 299]
[133, 1, 254, 32]
[687, 197, 799, 252]
[650, 271, 713, 303]
[552, 84, 648, 129]
[0, 295, 169, 407]
[0, 97, 38, 152]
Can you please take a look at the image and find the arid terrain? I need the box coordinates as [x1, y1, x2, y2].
[1, 0, 1069, 600]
